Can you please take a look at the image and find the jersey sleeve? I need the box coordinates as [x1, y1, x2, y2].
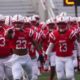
[69, 30, 77, 41]
[49, 32, 56, 43]
[24, 28, 34, 38]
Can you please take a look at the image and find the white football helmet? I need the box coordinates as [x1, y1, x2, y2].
[46, 19, 51, 25]
[77, 17, 80, 27]
[56, 16, 68, 23]
[0, 14, 5, 21]
[59, 12, 67, 17]
[5, 15, 12, 26]
[68, 16, 77, 22]
[12, 14, 24, 29]
[77, 17, 80, 22]
[56, 16, 68, 33]
[24, 16, 30, 23]
[29, 16, 37, 26]
[33, 14, 40, 21]
[46, 18, 56, 32]
[46, 18, 55, 25]
[30, 16, 36, 22]
[12, 14, 24, 23]
[0, 14, 5, 28]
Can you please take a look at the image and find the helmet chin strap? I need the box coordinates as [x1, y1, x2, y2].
[59, 29, 63, 32]
[49, 29, 53, 32]
[59, 28, 67, 34]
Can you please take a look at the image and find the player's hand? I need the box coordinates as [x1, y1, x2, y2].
[6, 29, 14, 39]
[38, 54, 45, 63]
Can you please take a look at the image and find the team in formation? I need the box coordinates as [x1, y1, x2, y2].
[0, 13, 80, 80]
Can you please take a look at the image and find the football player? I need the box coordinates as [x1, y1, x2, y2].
[0, 14, 13, 80]
[46, 16, 77, 80]
[6, 14, 35, 80]
[24, 16, 40, 80]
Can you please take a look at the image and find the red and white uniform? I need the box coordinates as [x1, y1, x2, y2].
[0, 28, 12, 57]
[48, 29, 76, 80]
[42, 29, 56, 69]
[76, 28, 80, 71]
[0, 25, 12, 80]
[42, 29, 49, 52]
[10, 29, 29, 49]
[28, 42, 36, 58]
[28, 42, 40, 79]
[25, 28, 41, 80]
[8, 28, 34, 80]
[50, 30, 76, 57]
[31, 26, 43, 56]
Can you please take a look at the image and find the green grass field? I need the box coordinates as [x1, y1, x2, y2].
[39, 71, 80, 80]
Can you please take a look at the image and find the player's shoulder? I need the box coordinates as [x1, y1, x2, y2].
[67, 29, 73, 35]
[24, 28, 34, 37]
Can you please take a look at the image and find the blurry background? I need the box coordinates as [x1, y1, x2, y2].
[0, 0, 80, 21]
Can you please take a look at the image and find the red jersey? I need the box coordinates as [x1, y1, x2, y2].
[28, 42, 36, 58]
[42, 29, 49, 51]
[25, 28, 36, 58]
[10, 28, 34, 50]
[0, 26, 12, 57]
[50, 30, 76, 57]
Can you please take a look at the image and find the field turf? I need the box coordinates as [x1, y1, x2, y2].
[39, 71, 80, 80]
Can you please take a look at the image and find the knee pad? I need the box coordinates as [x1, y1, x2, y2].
[56, 67, 65, 80]
[57, 71, 65, 80]
[66, 73, 74, 80]
[12, 63, 23, 80]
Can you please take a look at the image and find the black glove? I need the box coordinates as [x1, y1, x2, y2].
[38, 54, 44, 63]
[7, 29, 13, 39]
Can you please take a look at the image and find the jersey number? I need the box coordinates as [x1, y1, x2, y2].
[59, 41, 67, 52]
[16, 40, 27, 49]
[0, 37, 5, 47]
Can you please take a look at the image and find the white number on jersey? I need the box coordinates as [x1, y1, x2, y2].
[59, 40, 67, 52]
[16, 40, 27, 49]
[0, 37, 5, 47]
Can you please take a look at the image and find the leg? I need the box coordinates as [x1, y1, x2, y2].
[22, 63, 32, 80]
[49, 66, 55, 80]
[32, 59, 40, 80]
[49, 53, 56, 80]
[65, 58, 75, 80]
[4, 65, 13, 80]
[0, 64, 5, 80]
[22, 55, 33, 80]
[55, 57, 65, 80]
[12, 63, 23, 80]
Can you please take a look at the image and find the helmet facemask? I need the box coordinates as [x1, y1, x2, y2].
[12, 22, 24, 30]
[48, 23, 55, 32]
[57, 22, 68, 33]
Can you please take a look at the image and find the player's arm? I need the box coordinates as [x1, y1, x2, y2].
[46, 31, 55, 55]
[5, 28, 15, 39]
[46, 42, 54, 56]
[7, 29, 14, 39]
[69, 30, 77, 41]
[30, 31, 45, 62]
